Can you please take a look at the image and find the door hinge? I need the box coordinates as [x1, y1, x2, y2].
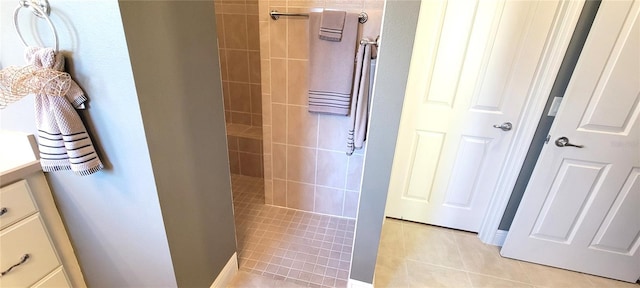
[545, 134, 551, 144]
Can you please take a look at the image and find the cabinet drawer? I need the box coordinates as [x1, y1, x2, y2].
[31, 267, 70, 288]
[0, 214, 60, 287]
[0, 180, 37, 230]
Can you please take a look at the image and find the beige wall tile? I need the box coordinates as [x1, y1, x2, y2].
[271, 104, 287, 143]
[227, 50, 251, 82]
[227, 135, 239, 151]
[287, 60, 309, 106]
[324, 0, 364, 10]
[286, 181, 315, 211]
[287, 17, 309, 59]
[263, 154, 273, 180]
[223, 3, 247, 14]
[239, 152, 263, 177]
[252, 114, 262, 126]
[246, 0, 259, 15]
[260, 59, 271, 91]
[287, 105, 318, 147]
[317, 114, 350, 151]
[271, 58, 287, 103]
[247, 15, 261, 50]
[232, 112, 253, 125]
[239, 137, 263, 154]
[250, 84, 262, 114]
[314, 186, 344, 216]
[288, 0, 323, 8]
[262, 94, 272, 125]
[272, 144, 287, 180]
[346, 153, 363, 191]
[249, 51, 262, 85]
[343, 191, 359, 218]
[223, 14, 248, 49]
[249, 51, 262, 84]
[229, 82, 252, 112]
[229, 150, 240, 174]
[262, 126, 272, 154]
[264, 179, 274, 204]
[259, 21, 271, 59]
[287, 146, 316, 184]
[273, 179, 287, 206]
[316, 150, 348, 188]
[364, 0, 384, 11]
[269, 15, 287, 58]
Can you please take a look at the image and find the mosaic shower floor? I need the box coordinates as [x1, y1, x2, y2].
[231, 174, 355, 288]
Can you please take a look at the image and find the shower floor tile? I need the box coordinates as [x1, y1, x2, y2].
[232, 174, 355, 288]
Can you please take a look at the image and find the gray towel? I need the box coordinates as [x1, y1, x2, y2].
[347, 41, 373, 155]
[308, 12, 359, 115]
[319, 10, 346, 42]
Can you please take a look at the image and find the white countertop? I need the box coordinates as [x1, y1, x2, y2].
[0, 130, 42, 186]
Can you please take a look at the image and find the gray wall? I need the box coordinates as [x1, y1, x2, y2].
[1, 1, 236, 287]
[498, 0, 601, 230]
[350, 0, 421, 283]
[118, 1, 237, 287]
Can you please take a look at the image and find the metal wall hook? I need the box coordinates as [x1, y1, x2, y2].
[19, 0, 50, 18]
[13, 0, 59, 51]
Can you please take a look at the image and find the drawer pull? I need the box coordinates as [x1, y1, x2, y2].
[0, 254, 30, 277]
[0, 207, 7, 216]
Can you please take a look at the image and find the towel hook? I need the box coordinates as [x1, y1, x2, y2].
[13, 0, 59, 52]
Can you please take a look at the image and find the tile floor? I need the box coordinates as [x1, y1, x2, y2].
[374, 218, 639, 288]
[231, 175, 639, 288]
[232, 175, 355, 288]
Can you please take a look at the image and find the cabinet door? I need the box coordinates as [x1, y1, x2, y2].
[0, 214, 60, 287]
[31, 267, 71, 288]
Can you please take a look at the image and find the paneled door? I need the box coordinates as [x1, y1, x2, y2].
[385, 0, 565, 231]
[501, 0, 640, 282]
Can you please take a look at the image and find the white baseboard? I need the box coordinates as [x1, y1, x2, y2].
[210, 252, 238, 288]
[492, 230, 509, 247]
[348, 278, 374, 288]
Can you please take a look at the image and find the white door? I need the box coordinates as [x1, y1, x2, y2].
[501, 0, 640, 282]
[385, 0, 565, 232]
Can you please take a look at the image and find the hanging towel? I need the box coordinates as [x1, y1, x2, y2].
[308, 12, 359, 115]
[26, 47, 104, 176]
[319, 10, 346, 42]
[347, 40, 373, 156]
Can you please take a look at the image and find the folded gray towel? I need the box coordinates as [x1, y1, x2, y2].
[319, 10, 346, 42]
[308, 12, 359, 115]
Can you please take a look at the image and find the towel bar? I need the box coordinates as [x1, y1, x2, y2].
[270, 10, 368, 24]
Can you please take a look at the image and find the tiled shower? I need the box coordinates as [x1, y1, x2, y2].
[214, 0, 383, 286]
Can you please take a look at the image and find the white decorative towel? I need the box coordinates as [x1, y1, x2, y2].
[319, 10, 346, 42]
[347, 41, 373, 155]
[308, 12, 359, 115]
[26, 47, 104, 176]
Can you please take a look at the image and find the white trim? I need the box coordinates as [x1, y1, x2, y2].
[348, 278, 374, 288]
[477, 0, 586, 245]
[490, 229, 509, 246]
[210, 252, 238, 288]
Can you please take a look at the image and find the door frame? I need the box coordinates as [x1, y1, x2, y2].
[476, 0, 586, 245]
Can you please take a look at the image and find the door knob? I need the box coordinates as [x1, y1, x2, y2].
[493, 122, 512, 131]
[555, 137, 584, 148]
